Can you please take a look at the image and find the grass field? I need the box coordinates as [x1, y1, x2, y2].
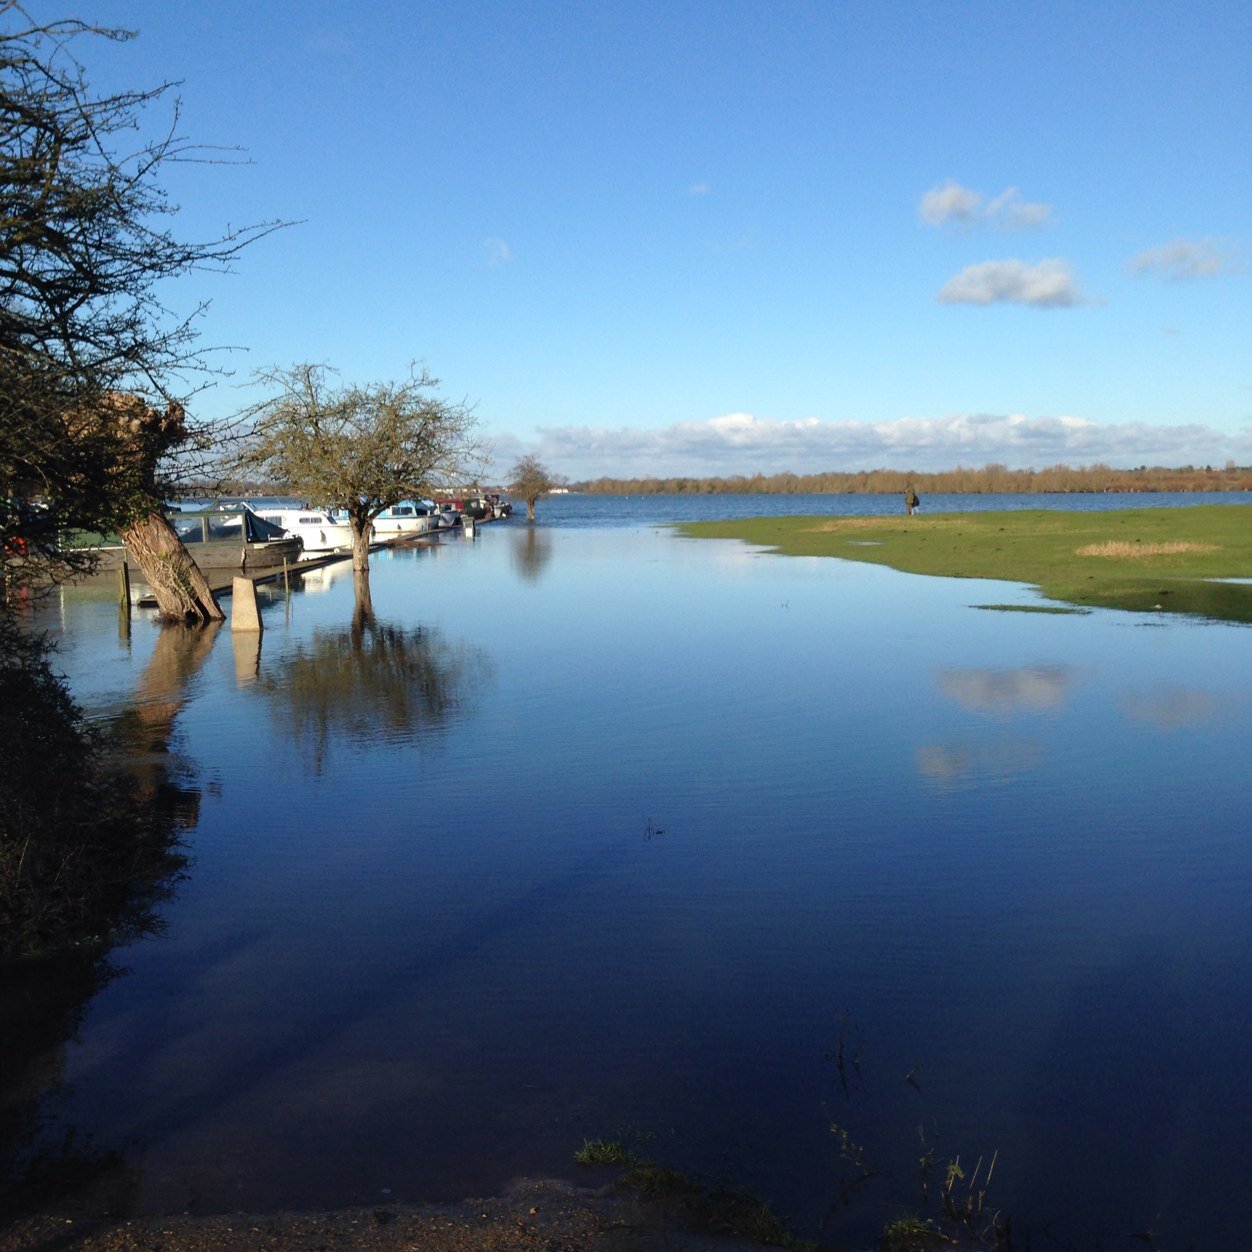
[678, 504, 1252, 623]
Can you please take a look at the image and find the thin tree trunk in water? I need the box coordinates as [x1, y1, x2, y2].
[122, 512, 224, 622]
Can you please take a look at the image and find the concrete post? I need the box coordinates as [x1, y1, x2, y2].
[231, 576, 263, 633]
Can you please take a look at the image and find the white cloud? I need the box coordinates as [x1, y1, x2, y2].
[483, 236, 513, 266]
[920, 180, 1052, 230]
[920, 180, 983, 227]
[984, 187, 1054, 230]
[488, 411, 1252, 480]
[1128, 237, 1243, 281]
[937, 258, 1088, 307]
[688, 182, 711, 196]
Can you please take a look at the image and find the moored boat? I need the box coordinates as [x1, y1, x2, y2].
[254, 506, 354, 556]
[438, 492, 512, 521]
[371, 500, 447, 536]
[67, 504, 303, 571]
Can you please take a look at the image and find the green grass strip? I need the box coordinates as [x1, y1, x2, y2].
[677, 504, 1252, 623]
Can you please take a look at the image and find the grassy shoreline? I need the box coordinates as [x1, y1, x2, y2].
[677, 504, 1252, 623]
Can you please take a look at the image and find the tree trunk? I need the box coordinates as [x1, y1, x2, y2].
[122, 511, 224, 622]
[351, 517, 372, 573]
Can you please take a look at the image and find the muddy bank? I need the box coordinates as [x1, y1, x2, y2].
[1, 1176, 787, 1252]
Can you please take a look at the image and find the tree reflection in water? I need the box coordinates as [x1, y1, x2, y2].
[352, 567, 373, 624]
[1, 621, 210, 1225]
[255, 610, 489, 773]
[113, 622, 219, 810]
[509, 526, 552, 582]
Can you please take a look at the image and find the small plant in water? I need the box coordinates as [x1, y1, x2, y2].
[879, 1213, 951, 1250]
[926, 1133, 1014, 1250]
[573, 1137, 636, 1167]
[830, 1121, 879, 1211]
[824, 1012, 864, 1099]
[574, 1137, 814, 1250]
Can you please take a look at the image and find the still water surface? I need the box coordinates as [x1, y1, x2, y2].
[14, 494, 1252, 1248]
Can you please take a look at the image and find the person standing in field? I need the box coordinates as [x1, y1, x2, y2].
[904, 487, 920, 515]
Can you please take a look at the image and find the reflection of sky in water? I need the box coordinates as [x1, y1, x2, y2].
[1118, 686, 1219, 729]
[936, 664, 1076, 715]
[24, 526, 1252, 1248]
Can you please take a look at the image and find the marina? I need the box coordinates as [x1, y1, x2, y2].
[73, 500, 512, 605]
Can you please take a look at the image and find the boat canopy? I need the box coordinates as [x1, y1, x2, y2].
[170, 506, 291, 546]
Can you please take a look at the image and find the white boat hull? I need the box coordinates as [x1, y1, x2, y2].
[256, 509, 355, 556]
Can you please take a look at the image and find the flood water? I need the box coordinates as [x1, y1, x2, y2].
[7, 493, 1252, 1249]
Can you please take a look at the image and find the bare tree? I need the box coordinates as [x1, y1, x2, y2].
[0, 6, 279, 618]
[508, 454, 563, 522]
[236, 364, 481, 608]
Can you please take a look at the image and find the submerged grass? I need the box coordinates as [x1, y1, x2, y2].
[677, 504, 1252, 623]
[573, 1138, 636, 1167]
[879, 1214, 951, 1250]
[972, 603, 1091, 615]
[574, 1139, 816, 1250]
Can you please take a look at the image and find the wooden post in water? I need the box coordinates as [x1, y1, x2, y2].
[117, 562, 132, 642]
[283, 558, 290, 598]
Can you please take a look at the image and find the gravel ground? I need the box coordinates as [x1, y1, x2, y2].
[1, 1177, 785, 1252]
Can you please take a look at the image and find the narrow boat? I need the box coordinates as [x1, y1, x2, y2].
[67, 504, 303, 571]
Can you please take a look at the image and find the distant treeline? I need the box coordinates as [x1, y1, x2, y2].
[573, 463, 1252, 495]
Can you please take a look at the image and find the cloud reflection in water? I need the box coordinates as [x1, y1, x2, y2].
[1117, 687, 1219, 730]
[936, 665, 1076, 717]
[916, 739, 1044, 785]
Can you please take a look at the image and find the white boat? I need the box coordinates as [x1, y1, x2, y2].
[255, 507, 355, 556]
[370, 500, 447, 537]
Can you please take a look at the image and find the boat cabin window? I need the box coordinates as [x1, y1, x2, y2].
[172, 516, 205, 543]
[207, 513, 244, 541]
[392, 506, 413, 516]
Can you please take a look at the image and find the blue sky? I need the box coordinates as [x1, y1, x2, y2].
[72, 1, 1251, 479]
